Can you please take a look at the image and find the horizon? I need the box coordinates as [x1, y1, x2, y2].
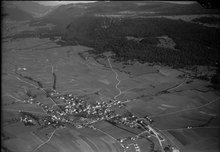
[34, 1, 96, 6]
[34, 1, 195, 6]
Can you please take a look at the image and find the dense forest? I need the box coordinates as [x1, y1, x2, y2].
[192, 16, 220, 24]
[63, 15, 220, 68]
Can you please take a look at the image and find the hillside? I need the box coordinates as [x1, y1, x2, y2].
[2, 2, 33, 21]
[38, 1, 220, 68]
[42, 1, 220, 29]
[62, 15, 219, 68]
[5, 1, 220, 68]
[11, 1, 53, 17]
[42, 4, 87, 28]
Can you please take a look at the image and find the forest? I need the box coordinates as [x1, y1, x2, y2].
[192, 16, 220, 24]
[63, 15, 220, 68]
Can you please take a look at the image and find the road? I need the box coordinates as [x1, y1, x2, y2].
[108, 57, 168, 152]
[160, 126, 220, 132]
[166, 77, 188, 92]
[32, 129, 57, 152]
[136, 118, 165, 151]
[94, 127, 126, 151]
[3, 108, 48, 115]
[150, 96, 220, 118]
[9, 64, 58, 106]
[107, 58, 122, 99]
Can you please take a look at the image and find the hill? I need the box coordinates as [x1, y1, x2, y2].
[7, 1, 220, 68]
[42, 1, 220, 29]
[2, 2, 33, 21]
[38, 1, 220, 68]
[11, 1, 53, 17]
[62, 15, 220, 68]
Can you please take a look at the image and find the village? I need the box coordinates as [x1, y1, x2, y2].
[19, 89, 179, 152]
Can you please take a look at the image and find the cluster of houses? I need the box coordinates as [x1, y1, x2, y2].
[19, 91, 179, 152]
[19, 93, 129, 128]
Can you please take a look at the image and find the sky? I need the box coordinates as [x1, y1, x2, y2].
[35, 1, 96, 6]
[35, 1, 195, 6]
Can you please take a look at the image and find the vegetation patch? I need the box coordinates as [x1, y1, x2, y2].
[63, 15, 220, 68]
[192, 16, 220, 24]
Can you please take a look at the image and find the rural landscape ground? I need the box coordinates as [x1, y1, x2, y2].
[2, 1, 220, 152]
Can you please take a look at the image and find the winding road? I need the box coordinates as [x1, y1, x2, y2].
[107, 58, 182, 152]
[107, 58, 122, 99]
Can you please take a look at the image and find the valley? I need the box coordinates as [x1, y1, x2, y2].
[2, 1, 220, 152]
